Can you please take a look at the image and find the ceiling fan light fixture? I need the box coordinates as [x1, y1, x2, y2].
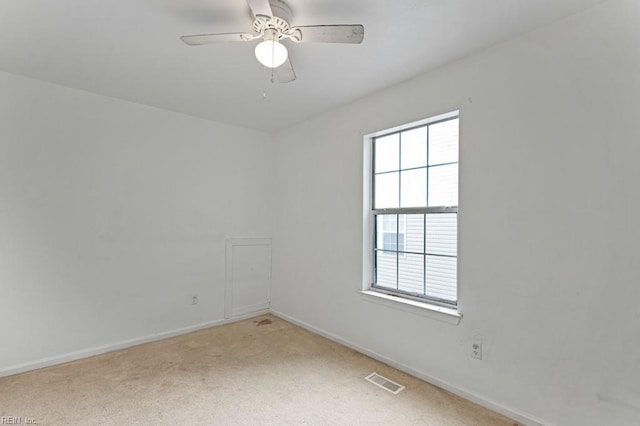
[255, 39, 288, 68]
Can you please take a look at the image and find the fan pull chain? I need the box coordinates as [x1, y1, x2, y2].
[262, 65, 267, 99]
[269, 39, 276, 84]
[261, 65, 277, 99]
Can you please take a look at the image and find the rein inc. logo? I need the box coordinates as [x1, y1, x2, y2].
[1, 417, 37, 425]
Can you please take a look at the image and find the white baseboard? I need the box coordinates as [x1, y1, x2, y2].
[270, 310, 549, 426]
[0, 310, 269, 378]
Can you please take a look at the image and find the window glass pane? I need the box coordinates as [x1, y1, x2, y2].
[399, 253, 424, 294]
[375, 134, 399, 173]
[375, 251, 397, 289]
[425, 255, 457, 302]
[375, 215, 384, 249]
[374, 172, 399, 208]
[397, 215, 405, 252]
[400, 127, 427, 170]
[429, 119, 459, 166]
[403, 214, 424, 254]
[428, 164, 458, 207]
[376, 215, 396, 250]
[425, 213, 457, 256]
[400, 168, 426, 208]
[377, 215, 405, 252]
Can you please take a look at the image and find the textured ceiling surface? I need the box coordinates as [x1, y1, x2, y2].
[0, 0, 603, 131]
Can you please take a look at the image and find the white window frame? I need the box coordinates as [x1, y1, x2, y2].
[361, 110, 462, 324]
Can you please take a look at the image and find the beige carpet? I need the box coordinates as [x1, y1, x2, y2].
[0, 315, 517, 425]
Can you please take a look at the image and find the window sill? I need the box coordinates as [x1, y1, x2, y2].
[359, 290, 462, 325]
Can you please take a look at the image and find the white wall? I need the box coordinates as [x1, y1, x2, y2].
[0, 71, 273, 373]
[271, 1, 640, 425]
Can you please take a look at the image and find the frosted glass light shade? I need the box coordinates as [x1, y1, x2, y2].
[255, 40, 288, 68]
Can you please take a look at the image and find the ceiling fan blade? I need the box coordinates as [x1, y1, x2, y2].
[180, 32, 251, 45]
[290, 25, 364, 44]
[276, 58, 296, 83]
[246, 0, 273, 19]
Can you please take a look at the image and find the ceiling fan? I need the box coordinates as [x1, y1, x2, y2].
[180, 0, 365, 83]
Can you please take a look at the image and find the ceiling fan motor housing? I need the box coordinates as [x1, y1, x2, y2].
[252, 0, 295, 40]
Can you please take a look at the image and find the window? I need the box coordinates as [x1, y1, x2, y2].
[367, 111, 459, 307]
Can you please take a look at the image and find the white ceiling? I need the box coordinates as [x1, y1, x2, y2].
[0, 0, 602, 132]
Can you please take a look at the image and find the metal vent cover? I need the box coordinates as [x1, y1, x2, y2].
[365, 372, 405, 394]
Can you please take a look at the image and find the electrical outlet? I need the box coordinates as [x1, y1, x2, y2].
[471, 339, 483, 360]
[191, 294, 198, 305]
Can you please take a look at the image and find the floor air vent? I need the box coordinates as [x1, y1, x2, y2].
[365, 372, 405, 394]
